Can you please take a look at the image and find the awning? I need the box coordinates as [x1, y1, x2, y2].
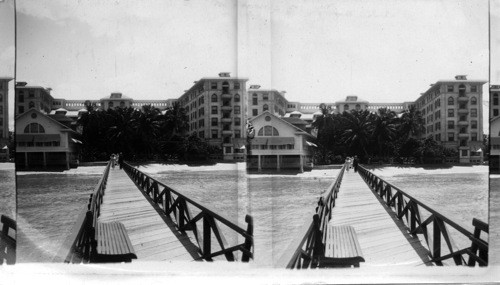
[16, 134, 61, 142]
[251, 137, 294, 145]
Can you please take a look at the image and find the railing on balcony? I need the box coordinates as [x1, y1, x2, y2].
[357, 165, 488, 266]
[54, 161, 112, 263]
[123, 163, 254, 262]
[277, 164, 348, 268]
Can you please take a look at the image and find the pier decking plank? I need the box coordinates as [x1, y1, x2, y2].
[330, 171, 433, 267]
[98, 168, 201, 261]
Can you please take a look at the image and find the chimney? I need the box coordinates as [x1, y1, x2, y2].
[280, 91, 286, 96]
[250, 85, 261, 89]
[46, 88, 52, 94]
[455, 75, 467, 80]
[218, 72, 230, 77]
[16, 81, 27, 86]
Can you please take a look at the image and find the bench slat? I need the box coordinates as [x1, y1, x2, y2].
[322, 225, 365, 267]
[96, 221, 137, 262]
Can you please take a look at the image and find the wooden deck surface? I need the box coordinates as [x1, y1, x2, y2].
[330, 170, 433, 267]
[98, 167, 201, 261]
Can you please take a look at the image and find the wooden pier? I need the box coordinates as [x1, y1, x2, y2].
[56, 161, 253, 263]
[329, 170, 431, 266]
[280, 164, 489, 269]
[98, 168, 201, 261]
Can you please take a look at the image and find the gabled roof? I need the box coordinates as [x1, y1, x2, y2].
[282, 117, 308, 125]
[250, 111, 314, 138]
[16, 109, 77, 134]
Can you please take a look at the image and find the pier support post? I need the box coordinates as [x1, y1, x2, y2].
[258, 155, 262, 172]
[277, 155, 281, 171]
[299, 155, 304, 173]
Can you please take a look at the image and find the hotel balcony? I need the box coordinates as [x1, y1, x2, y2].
[221, 94, 232, 100]
[222, 129, 233, 136]
[457, 108, 469, 115]
[458, 96, 469, 102]
[458, 132, 469, 139]
[457, 120, 469, 126]
[221, 105, 232, 111]
[221, 117, 232, 123]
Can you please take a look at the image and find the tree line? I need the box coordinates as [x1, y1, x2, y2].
[77, 103, 220, 162]
[311, 104, 476, 164]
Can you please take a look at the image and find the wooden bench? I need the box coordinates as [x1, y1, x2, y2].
[0, 215, 16, 265]
[321, 225, 365, 268]
[95, 221, 137, 262]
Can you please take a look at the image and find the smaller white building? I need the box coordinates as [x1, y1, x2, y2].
[16, 109, 80, 170]
[247, 111, 314, 172]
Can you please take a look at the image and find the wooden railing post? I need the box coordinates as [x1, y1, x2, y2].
[203, 214, 212, 260]
[312, 214, 323, 267]
[433, 218, 442, 265]
[241, 215, 253, 262]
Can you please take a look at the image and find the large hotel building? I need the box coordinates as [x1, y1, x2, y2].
[0, 77, 12, 161]
[15, 73, 486, 166]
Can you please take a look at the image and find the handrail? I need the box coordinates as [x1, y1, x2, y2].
[0, 215, 16, 265]
[53, 161, 112, 263]
[278, 164, 347, 268]
[122, 162, 254, 262]
[357, 165, 488, 266]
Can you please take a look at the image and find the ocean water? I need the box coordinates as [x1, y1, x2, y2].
[16, 168, 103, 262]
[0, 164, 16, 220]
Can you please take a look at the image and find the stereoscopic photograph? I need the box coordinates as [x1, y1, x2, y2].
[1, 0, 500, 283]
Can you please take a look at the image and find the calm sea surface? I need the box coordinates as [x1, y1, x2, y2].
[16, 164, 492, 266]
[0, 163, 16, 219]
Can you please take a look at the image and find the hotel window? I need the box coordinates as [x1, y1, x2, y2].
[435, 134, 441, 141]
[199, 119, 204, 127]
[471, 108, 477, 117]
[234, 82, 240, 90]
[471, 85, 477, 92]
[211, 106, 218, 114]
[263, 104, 269, 112]
[447, 85, 454, 92]
[108, 102, 114, 108]
[448, 133, 454, 141]
[270, 145, 277, 150]
[211, 82, 217, 89]
[27, 142, 34, 147]
[223, 137, 231, 144]
[495, 109, 499, 116]
[199, 131, 205, 138]
[494, 93, 499, 105]
[263, 93, 269, 100]
[287, 144, 294, 149]
[29, 90, 35, 98]
[29, 101, 35, 109]
[252, 109, 258, 116]
[471, 132, 478, 141]
[120, 101, 125, 108]
[44, 141, 51, 147]
[211, 94, 218, 102]
[355, 104, 361, 110]
[0, 106, 2, 115]
[234, 94, 240, 102]
[0, 94, 2, 102]
[24, 123, 45, 133]
[470, 97, 477, 105]
[448, 109, 454, 117]
[448, 97, 454, 105]
[36, 142, 43, 147]
[199, 107, 204, 116]
[260, 145, 268, 150]
[18, 142, 26, 147]
[53, 141, 60, 147]
[199, 96, 204, 105]
[252, 94, 258, 105]
[234, 106, 241, 114]
[18, 106, 24, 114]
[235, 130, 241, 138]
[211, 130, 218, 139]
[344, 104, 349, 110]
[471, 120, 477, 129]
[235, 117, 241, 126]
[211, 118, 218, 126]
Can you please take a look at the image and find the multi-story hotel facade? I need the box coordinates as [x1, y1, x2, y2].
[249, 75, 486, 164]
[0, 77, 12, 141]
[177, 72, 248, 161]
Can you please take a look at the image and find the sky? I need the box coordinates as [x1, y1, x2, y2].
[0, 0, 15, 130]
[10, 0, 497, 133]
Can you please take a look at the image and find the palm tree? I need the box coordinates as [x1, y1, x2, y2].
[372, 108, 398, 156]
[341, 109, 374, 157]
[163, 102, 188, 139]
[106, 107, 140, 155]
[399, 105, 425, 139]
[138, 105, 162, 158]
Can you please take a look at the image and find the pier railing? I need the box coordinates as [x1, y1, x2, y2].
[357, 165, 488, 266]
[123, 162, 254, 262]
[278, 164, 347, 268]
[54, 161, 112, 263]
[0, 215, 16, 265]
